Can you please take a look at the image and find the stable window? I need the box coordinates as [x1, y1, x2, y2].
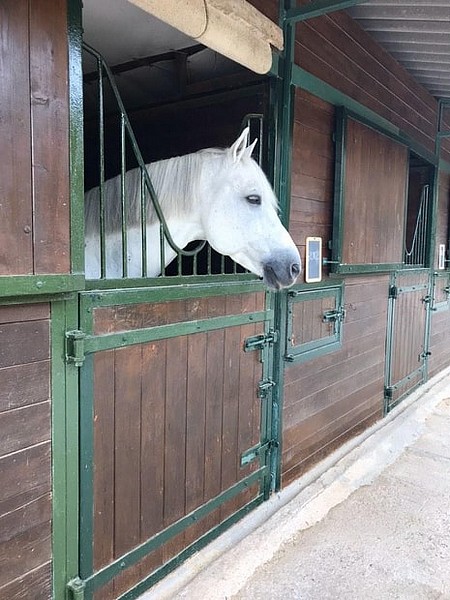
[285, 284, 344, 363]
[332, 109, 434, 274]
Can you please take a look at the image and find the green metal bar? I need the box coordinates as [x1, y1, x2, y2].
[82, 43, 206, 261]
[120, 115, 128, 277]
[52, 296, 80, 600]
[140, 170, 148, 276]
[79, 354, 95, 580]
[83, 311, 272, 354]
[333, 263, 404, 274]
[68, 0, 85, 277]
[332, 107, 346, 269]
[286, 0, 368, 22]
[81, 275, 264, 310]
[0, 274, 85, 298]
[267, 0, 297, 493]
[98, 57, 106, 279]
[81, 469, 266, 595]
[117, 495, 264, 600]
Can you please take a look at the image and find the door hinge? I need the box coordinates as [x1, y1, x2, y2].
[65, 330, 86, 367]
[244, 328, 278, 352]
[258, 378, 276, 398]
[240, 439, 279, 467]
[323, 306, 346, 323]
[384, 385, 394, 400]
[389, 285, 398, 299]
[67, 577, 85, 600]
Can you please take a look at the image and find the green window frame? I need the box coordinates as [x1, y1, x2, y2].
[332, 107, 436, 275]
[285, 283, 344, 363]
[432, 271, 450, 312]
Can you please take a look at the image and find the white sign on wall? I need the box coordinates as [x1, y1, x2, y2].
[305, 237, 322, 283]
[438, 244, 446, 270]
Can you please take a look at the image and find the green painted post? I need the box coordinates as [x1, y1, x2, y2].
[52, 296, 80, 600]
[68, 0, 85, 279]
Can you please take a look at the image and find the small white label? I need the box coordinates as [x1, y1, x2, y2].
[306, 237, 322, 283]
[438, 244, 446, 270]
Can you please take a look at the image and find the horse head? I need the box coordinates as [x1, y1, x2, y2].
[199, 128, 301, 290]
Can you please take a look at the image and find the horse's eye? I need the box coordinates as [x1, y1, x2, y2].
[246, 194, 261, 205]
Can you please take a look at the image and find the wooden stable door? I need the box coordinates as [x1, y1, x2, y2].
[74, 288, 274, 599]
[384, 271, 430, 412]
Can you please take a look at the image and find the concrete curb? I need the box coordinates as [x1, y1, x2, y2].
[143, 366, 450, 600]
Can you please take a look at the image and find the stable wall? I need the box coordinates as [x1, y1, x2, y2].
[280, 7, 450, 484]
[0, 304, 52, 599]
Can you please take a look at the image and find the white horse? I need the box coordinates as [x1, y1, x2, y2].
[85, 128, 301, 289]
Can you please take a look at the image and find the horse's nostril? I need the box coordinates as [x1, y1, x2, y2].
[291, 263, 301, 278]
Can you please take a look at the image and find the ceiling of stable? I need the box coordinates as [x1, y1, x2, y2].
[82, 0, 450, 107]
[348, 1, 450, 100]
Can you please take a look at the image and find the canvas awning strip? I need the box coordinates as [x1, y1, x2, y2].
[126, 0, 283, 74]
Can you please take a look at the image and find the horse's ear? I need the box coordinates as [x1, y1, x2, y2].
[245, 138, 258, 159]
[231, 127, 250, 163]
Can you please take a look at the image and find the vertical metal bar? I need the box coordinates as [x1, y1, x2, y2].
[159, 222, 166, 275]
[207, 245, 212, 274]
[220, 253, 225, 275]
[79, 354, 95, 582]
[52, 298, 80, 600]
[98, 59, 106, 278]
[140, 169, 147, 277]
[120, 115, 127, 277]
[68, 0, 85, 278]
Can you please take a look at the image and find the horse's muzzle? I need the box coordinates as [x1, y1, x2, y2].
[263, 256, 301, 290]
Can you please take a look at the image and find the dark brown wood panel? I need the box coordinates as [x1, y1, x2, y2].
[342, 119, 408, 265]
[0, 562, 52, 600]
[91, 295, 265, 595]
[282, 276, 388, 484]
[0, 0, 33, 275]
[30, 0, 70, 273]
[0, 302, 51, 598]
[295, 4, 439, 154]
[0, 0, 70, 277]
[429, 310, 450, 378]
[290, 89, 335, 273]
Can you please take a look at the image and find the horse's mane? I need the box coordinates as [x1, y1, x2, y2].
[85, 148, 223, 235]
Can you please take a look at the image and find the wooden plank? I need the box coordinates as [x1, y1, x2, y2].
[163, 335, 188, 562]
[0, 402, 50, 456]
[184, 332, 207, 533]
[139, 339, 166, 573]
[0, 0, 33, 276]
[0, 361, 50, 413]
[0, 320, 50, 368]
[0, 443, 51, 517]
[92, 350, 115, 587]
[113, 346, 142, 558]
[343, 119, 408, 265]
[0, 493, 51, 546]
[163, 336, 188, 524]
[30, 0, 70, 273]
[140, 340, 166, 532]
[0, 561, 51, 600]
[112, 345, 143, 597]
[221, 299, 242, 492]
[0, 304, 50, 325]
[0, 521, 51, 590]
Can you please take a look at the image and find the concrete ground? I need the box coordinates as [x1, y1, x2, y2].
[145, 367, 450, 600]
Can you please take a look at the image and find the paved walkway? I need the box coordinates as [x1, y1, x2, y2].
[147, 368, 450, 600]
